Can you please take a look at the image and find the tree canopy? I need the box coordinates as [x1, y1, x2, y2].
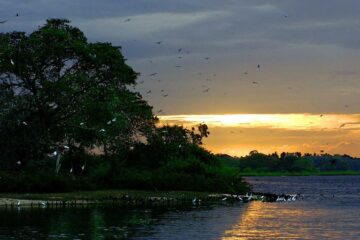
[0, 19, 156, 170]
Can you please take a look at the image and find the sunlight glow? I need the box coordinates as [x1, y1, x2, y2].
[159, 114, 360, 130]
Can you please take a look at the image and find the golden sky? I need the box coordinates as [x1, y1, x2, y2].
[159, 114, 360, 157]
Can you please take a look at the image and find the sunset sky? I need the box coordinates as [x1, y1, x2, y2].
[2, 0, 360, 156]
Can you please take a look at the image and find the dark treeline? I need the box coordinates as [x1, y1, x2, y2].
[218, 150, 360, 173]
[0, 19, 248, 194]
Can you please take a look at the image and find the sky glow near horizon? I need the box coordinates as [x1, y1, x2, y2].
[159, 114, 360, 157]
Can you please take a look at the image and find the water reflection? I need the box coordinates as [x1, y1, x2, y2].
[0, 176, 359, 239]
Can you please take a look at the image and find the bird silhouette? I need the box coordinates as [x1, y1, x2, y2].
[252, 81, 259, 84]
[162, 94, 168, 97]
[16, 13, 19, 17]
[203, 88, 210, 93]
[205, 57, 210, 60]
[0, 20, 7, 24]
[178, 48, 182, 53]
[244, 71, 248, 75]
[257, 64, 261, 70]
[146, 90, 151, 94]
[148, 72, 158, 76]
[155, 41, 162, 44]
[175, 65, 182, 68]
[124, 18, 131, 22]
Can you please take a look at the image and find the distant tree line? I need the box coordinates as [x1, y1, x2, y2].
[218, 151, 360, 173]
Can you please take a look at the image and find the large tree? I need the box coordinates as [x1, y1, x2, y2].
[0, 19, 156, 170]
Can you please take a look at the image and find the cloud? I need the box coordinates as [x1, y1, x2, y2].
[76, 11, 228, 40]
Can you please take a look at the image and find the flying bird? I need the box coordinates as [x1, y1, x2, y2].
[178, 48, 182, 53]
[252, 81, 259, 84]
[203, 88, 210, 93]
[257, 64, 261, 70]
[124, 18, 131, 22]
[16, 13, 19, 17]
[162, 94, 168, 97]
[243, 71, 248, 75]
[205, 57, 210, 60]
[0, 20, 7, 24]
[148, 72, 158, 76]
[175, 65, 182, 68]
[155, 41, 162, 44]
[146, 90, 152, 94]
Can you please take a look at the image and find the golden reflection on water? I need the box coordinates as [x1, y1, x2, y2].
[221, 201, 333, 240]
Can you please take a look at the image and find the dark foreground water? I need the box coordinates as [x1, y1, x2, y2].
[0, 176, 359, 239]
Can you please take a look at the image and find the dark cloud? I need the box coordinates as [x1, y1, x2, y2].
[1, 0, 360, 114]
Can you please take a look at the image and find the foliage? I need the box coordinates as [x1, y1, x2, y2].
[0, 19, 155, 170]
[0, 19, 248, 194]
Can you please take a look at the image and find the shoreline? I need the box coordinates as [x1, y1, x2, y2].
[238, 171, 360, 177]
[0, 190, 285, 208]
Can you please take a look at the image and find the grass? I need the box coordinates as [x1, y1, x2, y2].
[0, 189, 215, 202]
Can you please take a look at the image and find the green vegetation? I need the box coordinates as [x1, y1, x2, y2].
[218, 151, 360, 176]
[0, 19, 248, 194]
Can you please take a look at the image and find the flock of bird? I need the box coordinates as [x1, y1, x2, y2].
[191, 192, 299, 205]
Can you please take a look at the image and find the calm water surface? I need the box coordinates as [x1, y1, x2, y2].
[0, 176, 359, 239]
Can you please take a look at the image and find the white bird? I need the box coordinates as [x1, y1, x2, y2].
[112, 118, 116, 122]
[40, 201, 47, 207]
[17, 200, 21, 207]
[99, 129, 106, 132]
[245, 193, 253, 201]
[10, 59, 14, 65]
[70, 168, 73, 173]
[222, 197, 227, 201]
[22, 121, 28, 126]
[63, 145, 69, 150]
[276, 196, 285, 202]
[52, 150, 58, 156]
[81, 165, 85, 171]
[192, 198, 197, 205]
[80, 122, 85, 126]
[16, 161, 21, 165]
[107, 120, 112, 125]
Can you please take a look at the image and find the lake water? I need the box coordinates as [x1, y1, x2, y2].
[0, 176, 359, 239]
